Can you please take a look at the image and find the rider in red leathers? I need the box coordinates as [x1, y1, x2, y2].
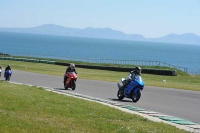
[63, 63, 77, 85]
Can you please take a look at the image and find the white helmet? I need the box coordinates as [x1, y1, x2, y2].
[135, 66, 141, 75]
[70, 63, 75, 69]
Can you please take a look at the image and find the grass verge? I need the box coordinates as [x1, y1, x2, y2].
[0, 81, 190, 133]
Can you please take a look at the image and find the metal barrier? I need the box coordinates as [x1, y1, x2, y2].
[0, 54, 194, 73]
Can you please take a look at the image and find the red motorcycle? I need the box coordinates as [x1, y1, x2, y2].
[64, 72, 78, 90]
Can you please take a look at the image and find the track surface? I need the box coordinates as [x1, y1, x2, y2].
[3, 70, 200, 124]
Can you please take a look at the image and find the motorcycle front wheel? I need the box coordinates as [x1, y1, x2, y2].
[6, 75, 10, 81]
[64, 82, 68, 90]
[131, 89, 141, 103]
[117, 90, 125, 100]
[71, 80, 76, 90]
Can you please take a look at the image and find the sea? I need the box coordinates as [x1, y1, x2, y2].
[0, 32, 200, 74]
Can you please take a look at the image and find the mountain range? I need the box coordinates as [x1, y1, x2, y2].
[0, 24, 200, 45]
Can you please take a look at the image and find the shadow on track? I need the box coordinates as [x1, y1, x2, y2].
[109, 98, 132, 103]
[54, 88, 66, 90]
[53, 88, 75, 92]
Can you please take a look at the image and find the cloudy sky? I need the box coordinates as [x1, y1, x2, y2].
[0, 0, 200, 38]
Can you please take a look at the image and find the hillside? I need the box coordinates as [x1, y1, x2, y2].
[0, 24, 200, 45]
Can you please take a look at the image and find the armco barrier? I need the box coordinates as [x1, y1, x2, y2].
[40, 60, 48, 63]
[15, 58, 26, 61]
[55, 62, 177, 76]
[1, 57, 13, 60]
[47, 61, 56, 64]
[0, 57, 177, 76]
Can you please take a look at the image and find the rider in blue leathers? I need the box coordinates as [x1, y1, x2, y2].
[4, 65, 11, 78]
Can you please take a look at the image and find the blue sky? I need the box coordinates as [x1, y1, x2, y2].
[0, 0, 200, 38]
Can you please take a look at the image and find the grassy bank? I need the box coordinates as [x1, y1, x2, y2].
[0, 81, 189, 133]
[0, 60, 200, 91]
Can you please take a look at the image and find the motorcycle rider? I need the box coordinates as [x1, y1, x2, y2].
[63, 63, 77, 85]
[128, 66, 141, 79]
[4, 65, 11, 78]
[119, 66, 142, 90]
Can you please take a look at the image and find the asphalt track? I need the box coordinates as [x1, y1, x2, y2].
[2, 70, 200, 125]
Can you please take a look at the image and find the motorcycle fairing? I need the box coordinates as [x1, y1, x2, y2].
[124, 80, 137, 97]
[124, 75, 144, 97]
[134, 75, 145, 87]
[5, 70, 12, 77]
[66, 72, 78, 88]
[6, 70, 12, 75]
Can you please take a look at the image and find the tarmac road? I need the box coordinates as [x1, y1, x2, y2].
[3, 70, 200, 124]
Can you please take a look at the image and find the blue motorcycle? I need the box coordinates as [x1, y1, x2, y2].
[5, 70, 12, 81]
[117, 74, 144, 103]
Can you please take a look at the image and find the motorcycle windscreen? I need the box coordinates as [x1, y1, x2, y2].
[70, 72, 77, 78]
[134, 75, 144, 86]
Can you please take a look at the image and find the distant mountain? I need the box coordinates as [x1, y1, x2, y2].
[146, 33, 200, 45]
[0, 24, 200, 45]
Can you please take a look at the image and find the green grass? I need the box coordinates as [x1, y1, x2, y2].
[0, 60, 200, 91]
[0, 81, 190, 133]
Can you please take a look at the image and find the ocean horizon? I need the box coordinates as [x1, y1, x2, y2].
[1, 32, 200, 74]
